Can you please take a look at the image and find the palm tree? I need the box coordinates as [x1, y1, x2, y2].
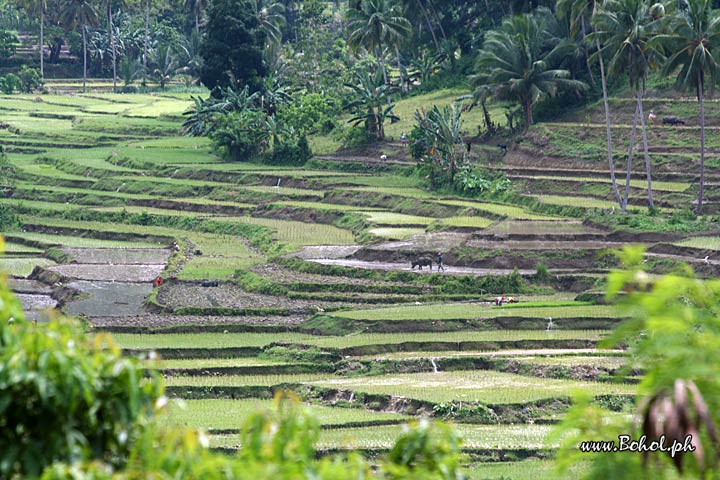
[150, 43, 179, 89]
[346, 0, 411, 85]
[59, 0, 99, 92]
[561, 0, 623, 208]
[344, 67, 399, 140]
[478, 11, 587, 129]
[661, 0, 720, 214]
[20, 0, 47, 80]
[250, 0, 286, 48]
[142, 0, 149, 85]
[104, 0, 124, 92]
[184, 0, 208, 34]
[593, 0, 664, 210]
[119, 56, 142, 86]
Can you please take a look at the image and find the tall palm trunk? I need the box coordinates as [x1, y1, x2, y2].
[39, 9, 44, 80]
[597, 38, 621, 207]
[82, 25, 87, 92]
[143, 0, 149, 85]
[581, 18, 595, 86]
[523, 95, 532, 129]
[376, 47, 388, 85]
[395, 45, 405, 93]
[696, 72, 706, 215]
[108, 2, 116, 92]
[623, 101, 640, 212]
[425, 0, 446, 42]
[636, 88, 654, 209]
[415, 0, 440, 53]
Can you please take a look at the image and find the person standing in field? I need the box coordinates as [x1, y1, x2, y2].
[437, 252, 445, 272]
[401, 132, 407, 146]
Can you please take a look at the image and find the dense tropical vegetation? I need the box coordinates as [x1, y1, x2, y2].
[2, 0, 720, 209]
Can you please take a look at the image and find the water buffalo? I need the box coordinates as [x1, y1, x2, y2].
[411, 257, 433, 270]
[663, 116, 686, 126]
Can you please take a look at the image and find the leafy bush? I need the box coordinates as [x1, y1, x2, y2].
[335, 125, 374, 149]
[18, 66, 42, 93]
[555, 246, 720, 477]
[265, 135, 312, 166]
[0, 281, 163, 477]
[0, 72, 22, 93]
[278, 93, 339, 135]
[210, 109, 269, 161]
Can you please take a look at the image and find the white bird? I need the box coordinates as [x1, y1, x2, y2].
[703, 255, 710, 265]
[380, 154, 388, 160]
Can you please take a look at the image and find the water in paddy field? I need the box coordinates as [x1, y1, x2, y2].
[48, 264, 165, 282]
[309, 258, 537, 276]
[64, 281, 153, 317]
[61, 248, 172, 265]
[15, 293, 58, 310]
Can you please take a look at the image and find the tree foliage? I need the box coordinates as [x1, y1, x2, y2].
[0, 282, 164, 478]
[477, 8, 587, 128]
[199, 0, 267, 93]
[555, 246, 720, 477]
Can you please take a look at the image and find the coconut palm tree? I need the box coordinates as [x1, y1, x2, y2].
[346, 0, 411, 85]
[104, 0, 124, 92]
[593, 0, 665, 210]
[143, 0, 149, 85]
[250, 0, 286, 49]
[478, 11, 587, 129]
[661, 0, 720, 214]
[560, 0, 623, 208]
[184, 0, 208, 34]
[456, 76, 496, 136]
[150, 42, 179, 89]
[19, 0, 47, 80]
[59, 0, 99, 92]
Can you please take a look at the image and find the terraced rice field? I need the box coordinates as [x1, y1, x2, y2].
[2, 85, 717, 477]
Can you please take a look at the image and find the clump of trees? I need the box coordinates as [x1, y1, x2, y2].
[410, 104, 510, 196]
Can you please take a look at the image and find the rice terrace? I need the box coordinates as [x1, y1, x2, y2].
[2, 1, 720, 479]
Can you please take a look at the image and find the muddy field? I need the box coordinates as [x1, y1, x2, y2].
[64, 281, 153, 317]
[48, 264, 165, 282]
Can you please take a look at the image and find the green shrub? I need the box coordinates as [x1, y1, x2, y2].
[0, 279, 163, 478]
[265, 135, 312, 166]
[337, 125, 374, 148]
[278, 93, 339, 135]
[18, 65, 42, 93]
[0, 72, 22, 93]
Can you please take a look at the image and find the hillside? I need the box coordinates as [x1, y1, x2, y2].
[0, 76, 719, 477]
